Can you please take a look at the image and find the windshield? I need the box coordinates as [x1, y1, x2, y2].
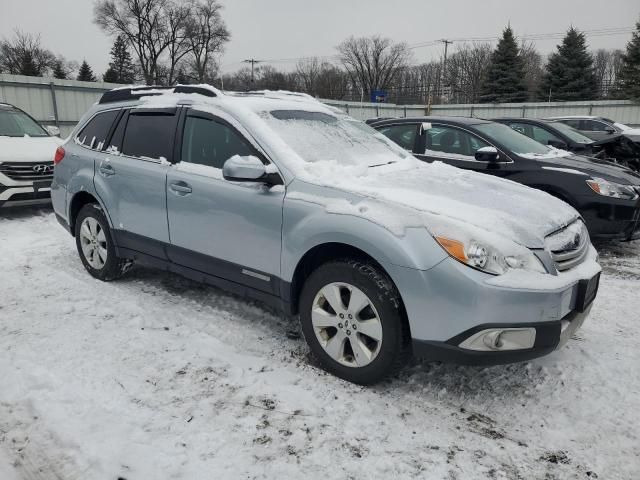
[0, 109, 48, 137]
[613, 122, 633, 131]
[475, 122, 550, 155]
[550, 121, 593, 144]
[265, 110, 409, 166]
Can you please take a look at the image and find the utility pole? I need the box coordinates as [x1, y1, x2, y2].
[243, 59, 262, 84]
[439, 39, 453, 102]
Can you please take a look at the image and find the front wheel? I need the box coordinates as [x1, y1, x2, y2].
[299, 259, 410, 385]
[75, 203, 129, 281]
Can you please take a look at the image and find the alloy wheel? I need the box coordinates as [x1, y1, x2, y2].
[79, 217, 108, 270]
[311, 282, 383, 367]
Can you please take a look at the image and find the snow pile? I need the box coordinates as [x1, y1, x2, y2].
[0, 211, 639, 479]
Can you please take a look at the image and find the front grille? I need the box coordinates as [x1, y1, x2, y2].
[546, 220, 590, 272]
[0, 161, 54, 181]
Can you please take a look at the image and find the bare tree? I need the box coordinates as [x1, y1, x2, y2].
[296, 57, 322, 95]
[445, 43, 492, 103]
[94, 0, 173, 84]
[594, 49, 624, 98]
[520, 41, 545, 101]
[186, 0, 229, 83]
[337, 35, 411, 97]
[0, 30, 56, 76]
[164, 1, 193, 85]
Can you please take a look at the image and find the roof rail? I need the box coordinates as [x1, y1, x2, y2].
[99, 85, 218, 104]
[228, 90, 320, 103]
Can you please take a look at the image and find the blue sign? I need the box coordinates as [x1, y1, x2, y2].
[371, 90, 387, 103]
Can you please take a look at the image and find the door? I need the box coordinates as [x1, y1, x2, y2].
[412, 123, 514, 178]
[166, 109, 285, 294]
[94, 108, 177, 256]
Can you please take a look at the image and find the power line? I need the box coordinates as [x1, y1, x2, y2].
[220, 25, 634, 72]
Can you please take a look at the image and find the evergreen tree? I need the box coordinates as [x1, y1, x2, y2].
[617, 18, 640, 100]
[77, 60, 97, 82]
[103, 35, 136, 84]
[479, 27, 528, 103]
[541, 27, 598, 101]
[52, 60, 67, 79]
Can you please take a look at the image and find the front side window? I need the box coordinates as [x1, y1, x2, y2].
[474, 122, 550, 155]
[581, 120, 609, 132]
[560, 119, 581, 129]
[122, 112, 177, 161]
[181, 115, 254, 169]
[530, 125, 561, 145]
[420, 125, 489, 158]
[77, 110, 119, 149]
[377, 124, 418, 151]
[0, 108, 48, 137]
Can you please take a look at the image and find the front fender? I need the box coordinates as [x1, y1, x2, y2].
[281, 194, 447, 282]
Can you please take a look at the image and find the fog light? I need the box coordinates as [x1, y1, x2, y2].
[459, 328, 536, 351]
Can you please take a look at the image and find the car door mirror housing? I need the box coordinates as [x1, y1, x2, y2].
[475, 146, 500, 162]
[45, 125, 60, 137]
[605, 127, 616, 134]
[547, 139, 568, 150]
[223, 155, 281, 185]
[419, 122, 432, 135]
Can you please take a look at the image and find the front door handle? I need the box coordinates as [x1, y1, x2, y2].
[170, 181, 192, 195]
[99, 164, 115, 176]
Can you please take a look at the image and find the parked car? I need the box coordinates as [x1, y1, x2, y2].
[493, 117, 640, 172]
[371, 116, 640, 241]
[548, 116, 640, 142]
[0, 103, 62, 208]
[53, 86, 601, 384]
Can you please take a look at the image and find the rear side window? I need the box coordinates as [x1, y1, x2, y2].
[77, 110, 119, 150]
[181, 115, 255, 169]
[122, 112, 177, 161]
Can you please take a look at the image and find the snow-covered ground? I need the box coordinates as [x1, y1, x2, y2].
[0, 207, 638, 480]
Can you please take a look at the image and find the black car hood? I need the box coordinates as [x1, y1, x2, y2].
[537, 153, 640, 184]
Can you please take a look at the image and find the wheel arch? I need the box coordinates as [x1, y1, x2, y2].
[287, 242, 409, 327]
[68, 191, 110, 236]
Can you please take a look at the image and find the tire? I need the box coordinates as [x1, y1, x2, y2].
[74, 203, 129, 281]
[299, 259, 411, 385]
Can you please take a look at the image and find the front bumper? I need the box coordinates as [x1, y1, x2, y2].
[0, 184, 51, 208]
[576, 194, 640, 241]
[412, 305, 591, 365]
[384, 251, 600, 365]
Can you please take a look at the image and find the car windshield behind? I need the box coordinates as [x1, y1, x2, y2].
[265, 110, 409, 166]
[549, 121, 593, 144]
[0, 108, 48, 137]
[475, 122, 551, 155]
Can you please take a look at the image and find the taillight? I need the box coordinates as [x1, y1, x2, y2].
[54, 146, 65, 165]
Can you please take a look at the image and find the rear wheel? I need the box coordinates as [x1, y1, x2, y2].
[75, 203, 129, 281]
[299, 259, 410, 385]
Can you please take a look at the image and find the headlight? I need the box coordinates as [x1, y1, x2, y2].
[586, 177, 638, 200]
[434, 236, 546, 275]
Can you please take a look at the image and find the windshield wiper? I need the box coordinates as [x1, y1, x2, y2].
[369, 160, 398, 168]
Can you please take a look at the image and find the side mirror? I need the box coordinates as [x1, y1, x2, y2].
[475, 146, 500, 162]
[419, 122, 432, 135]
[45, 125, 60, 137]
[547, 139, 568, 150]
[605, 127, 616, 134]
[222, 155, 281, 185]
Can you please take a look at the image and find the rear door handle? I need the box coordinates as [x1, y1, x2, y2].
[99, 164, 115, 176]
[170, 181, 192, 195]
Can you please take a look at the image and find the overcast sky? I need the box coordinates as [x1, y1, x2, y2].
[1, 0, 638, 78]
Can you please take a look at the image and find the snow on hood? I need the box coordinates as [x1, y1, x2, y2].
[0, 136, 62, 163]
[311, 160, 579, 249]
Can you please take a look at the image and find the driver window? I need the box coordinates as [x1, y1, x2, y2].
[531, 125, 561, 145]
[181, 115, 254, 169]
[580, 120, 608, 132]
[377, 124, 418, 151]
[422, 125, 489, 158]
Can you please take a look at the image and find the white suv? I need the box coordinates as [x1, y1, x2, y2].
[0, 103, 62, 208]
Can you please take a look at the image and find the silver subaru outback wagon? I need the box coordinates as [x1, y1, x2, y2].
[51, 85, 601, 384]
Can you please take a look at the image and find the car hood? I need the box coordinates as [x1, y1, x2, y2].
[537, 153, 640, 184]
[295, 159, 580, 249]
[0, 136, 62, 163]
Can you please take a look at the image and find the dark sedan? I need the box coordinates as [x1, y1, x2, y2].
[492, 117, 640, 171]
[371, 116, 640, 241]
